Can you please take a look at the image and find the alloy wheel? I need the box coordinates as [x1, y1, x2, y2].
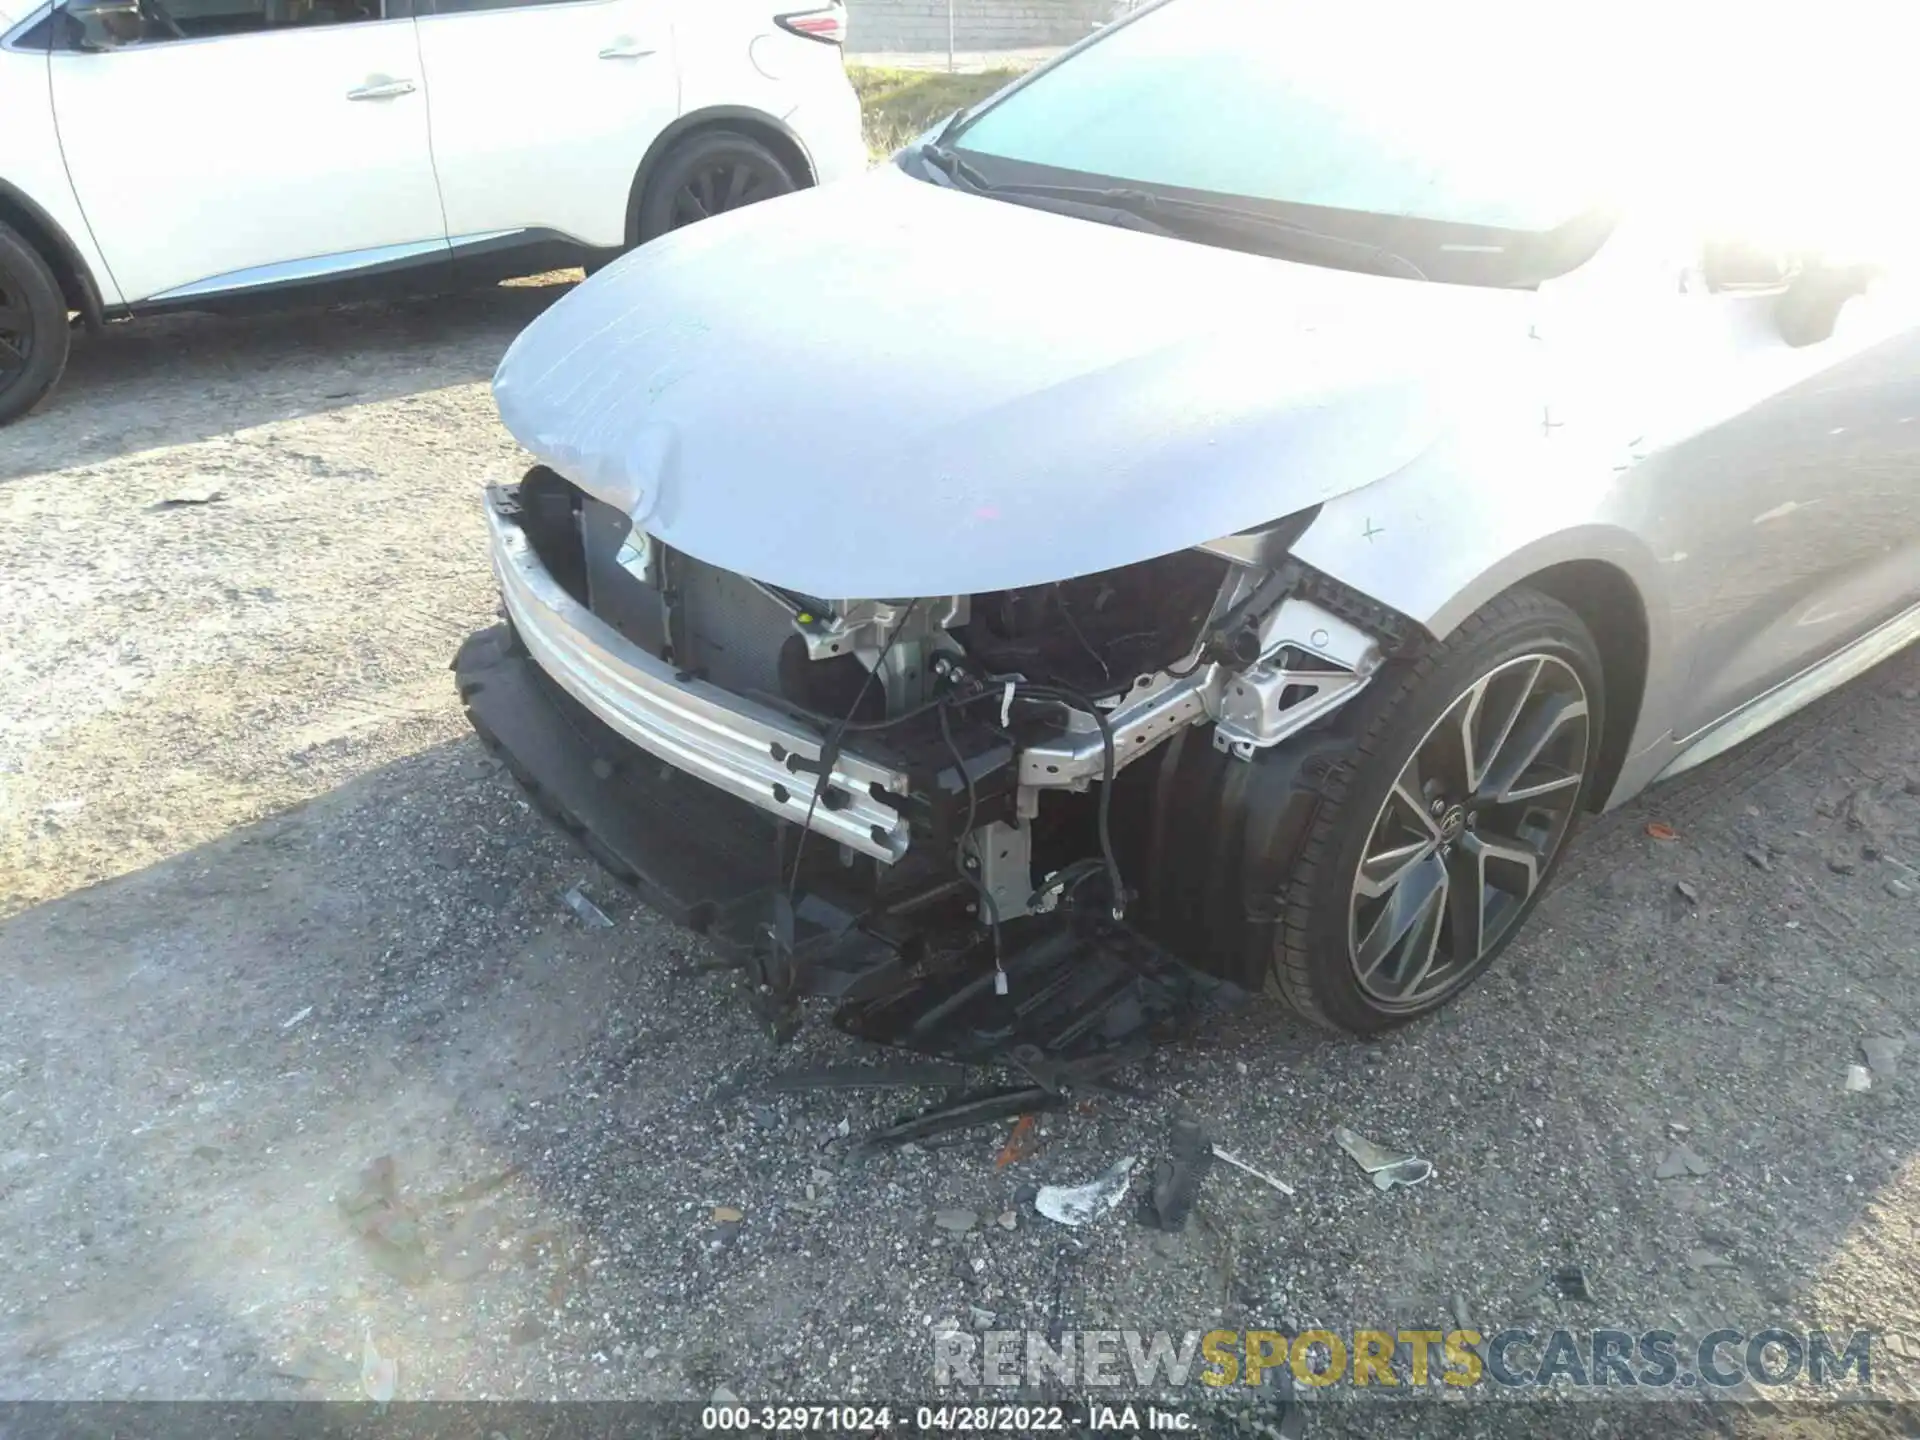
[1347, 652, 1592, 1010]
[667, 157, 785, 231]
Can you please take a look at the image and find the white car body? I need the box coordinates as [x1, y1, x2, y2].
[0, 0, 863, 313]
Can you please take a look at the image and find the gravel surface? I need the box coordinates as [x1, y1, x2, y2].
[4, 289, 1920, 1438]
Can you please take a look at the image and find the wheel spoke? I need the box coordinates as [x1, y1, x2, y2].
[1478, 689, 1588, 805]
[1390, 778, 1442, 840]
[0, 334, 24, 372]
[1473, 657, 1543, 790]
[1464, 830, 1541, 904]
[1355, 852, 1447, 981]
[1361, 858, 1448, 997]
[1444, 842, 1489, 962]
[1356, 835, 1436, 899]
[722, 163, 750, 210]
[0, 302, 29, 331]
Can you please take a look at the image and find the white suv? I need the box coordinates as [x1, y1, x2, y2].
[0, 0, 864, 423]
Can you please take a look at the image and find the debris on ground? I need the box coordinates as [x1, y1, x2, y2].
[1744, 848, 1772, 871]
[1210, 1144, 1296, 1199]
[711, 1206, 743, 1224]
[996, 1209, 1017, 1231]
[862, 1086, 1065, 1150]
[149, 489, 228, 510]
[1646, 822, 1678, 841]
[969, 1305, 997, 1330]
[933, 1209, 978, 1234]
[271, 1345, 358, 1386]
[561, 885, 614, 928]
[1035, 1156, 1137, 1227]
[1333, 1126, 1433, 1191]
[1863, 1035, 1906, 1079]
[337, 1155, 431, 1284]
[1139, 1118, 1214, 1230]
[1846, 1065, 1874, 1093]
[1889, 878, 1916, 900]
[1688, 1248, 1738, 1271]
[1655, 1142, 1711, 1179]
[1550, 1263, 1596, 1302]
[995, 1115, 1041, 1169]
[280, 1005, 314, 1031]
[360, 1333, 397, 1402]
[1675, 879, 1700, 906]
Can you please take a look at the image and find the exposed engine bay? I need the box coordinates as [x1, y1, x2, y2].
[463, 465, 1418, 1058]
[503, 462, 1413, 940]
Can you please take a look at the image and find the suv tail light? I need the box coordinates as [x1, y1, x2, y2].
[776, 3, 846, 44]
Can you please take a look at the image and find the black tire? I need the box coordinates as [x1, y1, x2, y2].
[632, 130, 798, 245]
[1137, 587, 1605, 1034]
[0, 222, 71, 427]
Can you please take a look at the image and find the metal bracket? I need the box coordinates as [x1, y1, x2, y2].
[966, 818, 1034, 921]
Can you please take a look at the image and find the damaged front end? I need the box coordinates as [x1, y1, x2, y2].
[455, 465, 1414, 1057]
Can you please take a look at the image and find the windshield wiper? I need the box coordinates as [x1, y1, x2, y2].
[917, 142, 994, 193]
[916, 144, 1182, 238]
[966, 178, 1430, 280]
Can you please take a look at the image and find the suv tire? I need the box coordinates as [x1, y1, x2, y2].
[0, 223, 71, 426]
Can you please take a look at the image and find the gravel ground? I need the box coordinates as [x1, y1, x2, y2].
[4, 289, 1920, 1439]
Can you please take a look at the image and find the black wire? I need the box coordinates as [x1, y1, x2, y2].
[1014, 682, 1125, 919]
[938, 697, 1002, 970]
[1052, 584, 1112, 684]
[784, 599, 920, 902]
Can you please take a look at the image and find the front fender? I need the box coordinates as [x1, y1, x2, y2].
[1289, 434, 1678, 793]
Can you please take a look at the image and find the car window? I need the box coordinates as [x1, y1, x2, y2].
[63, 0, 407, 47]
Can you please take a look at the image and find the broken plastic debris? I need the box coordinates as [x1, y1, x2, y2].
[1333, 1126, 1433, 1191]
[1140, 1119, 1215, 1228]
[1846, 1065, 1874, 1093]
[1655, 1143, 1711, 1179]
[1646, 822, 1678, 841]
[1863, 1035, 1906, 1079]
[562, 886, 614, 928]
[280, 1005, 314, 1031]
[711, 1206, 743, 1223]
[1210, 1144, 1295, 1199]
[932, 1208, 978, 1234]
[1035, 1156, 1137, 1227]
[995, 1115, 1040, 1169]
[360, 1334, 397, 1403]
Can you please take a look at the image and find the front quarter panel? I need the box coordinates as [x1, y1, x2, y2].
[1289, 417, 1676, 806]
[0, 12, 125, 308]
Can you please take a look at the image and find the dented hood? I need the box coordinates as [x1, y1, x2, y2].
[494, 167, 1526, 597]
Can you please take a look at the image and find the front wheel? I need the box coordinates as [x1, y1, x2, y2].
[1271, 588, 1604, 1032]
[0, 222, 71, 427]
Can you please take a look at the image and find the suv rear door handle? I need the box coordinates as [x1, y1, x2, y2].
[597, 40, 655, 58]
[346, 77, 417, 100]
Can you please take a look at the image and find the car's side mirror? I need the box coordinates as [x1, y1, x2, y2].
[63, 0, 147, 47]
[1775, 260, 1877, 348]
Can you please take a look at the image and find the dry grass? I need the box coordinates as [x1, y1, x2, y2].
[849, 65, 1023, 159]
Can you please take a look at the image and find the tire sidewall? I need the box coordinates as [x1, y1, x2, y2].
[0, 224, 71, 426]
[1289, 595, 1607, 1032]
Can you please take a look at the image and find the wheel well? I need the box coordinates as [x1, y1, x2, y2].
[1515, 560, 1648, 810]
[625, 110, 818, 245]
[0, 184, 103, 326]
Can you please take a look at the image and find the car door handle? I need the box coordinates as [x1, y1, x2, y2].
[597, 40, 655, 58]
[346, 78, 416, 101]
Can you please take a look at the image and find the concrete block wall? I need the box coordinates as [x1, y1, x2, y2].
[846, 0, 1115, 52]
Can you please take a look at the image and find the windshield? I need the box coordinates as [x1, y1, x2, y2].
[937, 0, 1654, 283]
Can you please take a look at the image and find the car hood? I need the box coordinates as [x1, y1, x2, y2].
[494, 166, 1531, 597]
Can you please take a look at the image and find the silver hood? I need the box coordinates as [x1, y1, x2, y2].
[494, 165, 1531, 597]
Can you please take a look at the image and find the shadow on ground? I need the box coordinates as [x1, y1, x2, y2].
[3, 278, 573, 481]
